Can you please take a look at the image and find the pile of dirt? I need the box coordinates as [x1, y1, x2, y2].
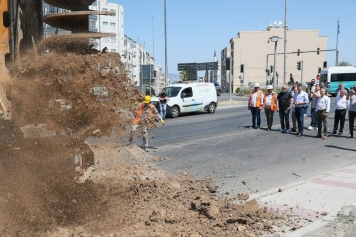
[39, 144, 304, 237]
[0, 46, 304, 236]
[11, 51, 142, 140]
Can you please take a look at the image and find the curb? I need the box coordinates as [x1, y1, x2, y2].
[218, 101, 248, 107]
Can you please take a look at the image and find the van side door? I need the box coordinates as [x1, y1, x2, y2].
[180, 87, 199, 112]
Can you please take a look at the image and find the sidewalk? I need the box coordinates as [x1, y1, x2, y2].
[250, 163, 356, 236]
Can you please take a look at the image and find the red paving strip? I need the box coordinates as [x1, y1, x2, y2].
[342, 169, 356, 174]
[313, 179, 356, 189]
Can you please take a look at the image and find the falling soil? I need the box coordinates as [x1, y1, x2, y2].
[0, 45, 304, 236]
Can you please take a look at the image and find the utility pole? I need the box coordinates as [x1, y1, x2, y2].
[164, 0, 168, 86]
[335, 19, 340, 66]
[229, 50, 232, 101]
[273, 41, 277, 89]
[152, 17, 154, 61]
[283, 0, 288, 85]
[301, 61, 304, 84]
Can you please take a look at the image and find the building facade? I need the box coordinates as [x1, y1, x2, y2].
[226, 23, 328, 91]
[220, 47, 231, 92]
[89, 0, 124, 54]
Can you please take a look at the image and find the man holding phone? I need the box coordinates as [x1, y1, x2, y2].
[347, 85, 356, 138]
[314, 88, 330, 139]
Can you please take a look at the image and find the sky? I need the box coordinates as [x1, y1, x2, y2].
[111, 0, 356, 76]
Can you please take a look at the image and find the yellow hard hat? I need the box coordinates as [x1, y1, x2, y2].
[143, 95, 151, 104]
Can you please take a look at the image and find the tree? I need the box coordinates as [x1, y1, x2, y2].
[179, 70, 187, 81]
[338, 61, 352, 66]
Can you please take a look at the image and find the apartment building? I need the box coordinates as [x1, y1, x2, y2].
[89, 0, 124, 54]
[222, 22, 328, 92]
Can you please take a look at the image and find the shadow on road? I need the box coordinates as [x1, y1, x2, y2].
[325, 145, 356, 152]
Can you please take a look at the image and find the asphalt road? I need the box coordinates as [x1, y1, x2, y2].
[135, 97, 356, 197]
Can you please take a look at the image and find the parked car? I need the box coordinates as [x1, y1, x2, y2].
[214, 82, 222, 96]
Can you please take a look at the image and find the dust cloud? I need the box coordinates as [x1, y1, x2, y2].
[0, 41, 306, 236]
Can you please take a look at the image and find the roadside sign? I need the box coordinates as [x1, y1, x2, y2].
[140, 65, 154, 80]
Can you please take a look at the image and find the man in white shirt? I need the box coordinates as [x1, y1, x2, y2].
[292, 84, 309, 136]
[333, 88, 349, 135]
[308, 84, 320, 130]
[314, 88, 330, 139]
[347, 85, 356, 138]
[248, 83, 264, 129]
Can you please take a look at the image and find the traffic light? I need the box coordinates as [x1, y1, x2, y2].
[266, 69, 270, 76]
[323, 61, 327, 68]
[297, 49, 300, 56]
[297, 61, 301, 70]
[317, 47, 320, 55]
[240, 64, 244, 73]
[270, 65, 273, 72]
[154, 70, 157, 77]
[318, 67, 321, 73]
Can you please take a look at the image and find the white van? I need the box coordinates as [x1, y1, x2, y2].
[152, 83, 218, 118]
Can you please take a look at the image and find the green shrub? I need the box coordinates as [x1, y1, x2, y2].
[235, 87, 240, 93]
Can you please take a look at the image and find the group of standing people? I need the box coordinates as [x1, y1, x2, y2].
[248, 81, 356, 139]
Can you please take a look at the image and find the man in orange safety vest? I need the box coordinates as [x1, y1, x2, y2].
[264, 85, 277, 131]
[248, 83, 264, 129]
[128, 95, 165, 151]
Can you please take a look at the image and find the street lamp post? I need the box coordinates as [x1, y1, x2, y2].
[268, 36, 281, 90]
[229, 50, 232, 101]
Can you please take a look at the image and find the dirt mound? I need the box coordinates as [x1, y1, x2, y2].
[0, 45, 303, 236]
[37, 144, 302, 237]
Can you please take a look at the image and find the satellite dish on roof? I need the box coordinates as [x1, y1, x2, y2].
[273, 21, 277, 25]
[279, 21, 282, 25]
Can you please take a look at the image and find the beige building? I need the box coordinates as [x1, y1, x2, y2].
[224, 24, 328, 91]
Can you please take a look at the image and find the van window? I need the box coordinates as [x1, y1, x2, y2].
[165, 87, 181, 97]
[181, 87, 193, 98]
[331, 73, 356, 82]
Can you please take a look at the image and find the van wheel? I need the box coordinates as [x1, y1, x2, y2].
[207, 102, 216, 113]
[170, 106, 180, 118]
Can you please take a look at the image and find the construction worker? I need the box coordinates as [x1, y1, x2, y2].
[128, 95, 165, 151]
[248, 83, 264, 129]
[264, 85, 277, 131]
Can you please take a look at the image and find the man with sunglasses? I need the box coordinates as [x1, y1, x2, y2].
[277, 85, 293, 133]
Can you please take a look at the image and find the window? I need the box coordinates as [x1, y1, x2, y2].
[103, 21, 108, 29]
[102, 8, 108, 11]
[50, 6, 56, 13]
[111, 49, 116, 52]
[165, 87, 182, 97]
[331, 73, 356, 82]
[110, 22, 116, 31]
[111, 37, 116, 44]
[181, 87, 193, 98]
[89, 20, 96, 29]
